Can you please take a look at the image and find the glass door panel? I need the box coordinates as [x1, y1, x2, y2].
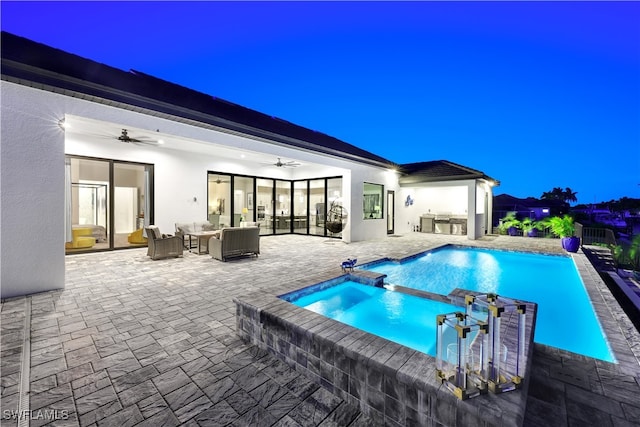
[327, 178, 343, 238]
[208, 174, 232, 228]
[256, 178, 274, 235]
[234, 176, 254, 225]
[113, 163, 147, 249]
[293, 181, 308, 234]
[275, 180, 292, 234]
[309, 179, 326, 236]
[67, 157, 110, 253]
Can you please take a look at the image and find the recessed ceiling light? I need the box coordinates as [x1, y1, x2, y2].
[157, 139, 165, 144]
[240, 154, 246, 158]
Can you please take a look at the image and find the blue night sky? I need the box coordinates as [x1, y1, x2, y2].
[2, 1, 639, 204]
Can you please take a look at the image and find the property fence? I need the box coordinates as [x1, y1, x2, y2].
[575, 222, 617, 246]
[491, 222, 617, 246]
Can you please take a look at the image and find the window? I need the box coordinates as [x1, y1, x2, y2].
[363, 182, 383, 219]
[208, 172, 342, 238]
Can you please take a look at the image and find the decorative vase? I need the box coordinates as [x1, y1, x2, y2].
[527, 229, 537, 238]
[508, 227, 518, 236]
[562, 236, 580, 253]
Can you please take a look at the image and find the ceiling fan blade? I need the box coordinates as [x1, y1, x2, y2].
[117, 129, 160, 145]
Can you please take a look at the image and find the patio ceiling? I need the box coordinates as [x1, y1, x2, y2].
[63, 114, 347, 178]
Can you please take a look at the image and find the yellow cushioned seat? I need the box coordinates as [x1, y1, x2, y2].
[65, 227, 96, 249]
[127, 228, 148, 244]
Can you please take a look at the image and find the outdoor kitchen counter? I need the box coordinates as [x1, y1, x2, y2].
[421, 214, 467, 234]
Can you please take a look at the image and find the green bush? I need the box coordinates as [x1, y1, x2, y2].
[542, 215, 575, 238]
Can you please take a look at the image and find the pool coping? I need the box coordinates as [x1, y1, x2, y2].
[233, 243, 640, 426]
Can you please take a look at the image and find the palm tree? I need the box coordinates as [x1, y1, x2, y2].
[563, 187, 578, 204]
[540, 187, 578, 204]
[540, 187, 564, 200]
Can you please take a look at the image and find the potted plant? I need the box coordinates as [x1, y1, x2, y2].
[521, 217, 543, 237]
[498, 212, 521, 236]
[544, 215, 580, 252]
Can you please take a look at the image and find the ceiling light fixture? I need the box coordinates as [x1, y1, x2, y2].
[58, 119, 69, 130]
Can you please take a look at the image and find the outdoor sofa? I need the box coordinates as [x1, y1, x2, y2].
[209, 226, 260, 261]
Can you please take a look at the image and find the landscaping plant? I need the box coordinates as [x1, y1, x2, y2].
[499, 212, 521, 236]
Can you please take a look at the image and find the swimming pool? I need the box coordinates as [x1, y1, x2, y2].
[363, 246, 615, 362]
[289, 280, 460, 356]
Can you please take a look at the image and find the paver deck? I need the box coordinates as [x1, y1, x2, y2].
[1, 233, 639, 426]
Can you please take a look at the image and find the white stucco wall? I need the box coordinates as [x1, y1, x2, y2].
[347, 166, 399, 242]
[1, 81, 66, 298]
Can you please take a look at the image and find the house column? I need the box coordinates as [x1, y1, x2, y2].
[486, 184, 494, 235]
[467, 181, 477, 240]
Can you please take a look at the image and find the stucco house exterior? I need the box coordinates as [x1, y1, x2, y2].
[1, 32, 497, 299]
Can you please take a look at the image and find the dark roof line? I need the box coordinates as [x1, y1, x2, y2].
[0, 31, 395, 169]
[398, 160, 499, 185]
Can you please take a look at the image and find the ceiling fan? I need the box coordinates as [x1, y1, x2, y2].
[211, 175, 230, 184]
[115, 129, 159, 146]
[271, 157, 301, 168]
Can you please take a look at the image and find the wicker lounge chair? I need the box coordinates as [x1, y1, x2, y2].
[145, 226, 183, 260]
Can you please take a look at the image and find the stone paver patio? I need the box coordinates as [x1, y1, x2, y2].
[1, 233, 639, 426]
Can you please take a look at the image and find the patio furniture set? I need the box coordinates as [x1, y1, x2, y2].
[144, 221, 260, 261]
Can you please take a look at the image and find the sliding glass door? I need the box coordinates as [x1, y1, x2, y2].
[113, 163, 149, 248]
[256, 178, 274, 235]
[65, 156, 153, 253]
[293, 181, 308, 234]
[309, 179, 326, 236]
[275, 180, 291, 234]
[208, 174, 231, 228]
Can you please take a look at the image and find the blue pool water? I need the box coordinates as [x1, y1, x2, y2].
[290, 281, 460, 356]
[364, 246, 615, 362]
